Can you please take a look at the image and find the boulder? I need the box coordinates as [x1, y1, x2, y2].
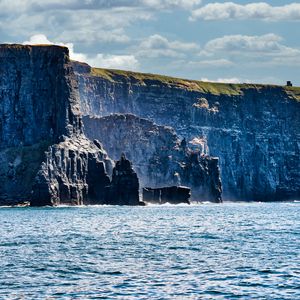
[143, 186, 191, 205]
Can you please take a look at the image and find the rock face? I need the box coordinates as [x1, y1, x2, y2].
[143, 186, 191, 205]
[83, 114, 222, 202]
[0, 45, 112, 206]
[75, 64, 300, 201]
[108, 154, 143, 206]
[30, 137, 112, 206]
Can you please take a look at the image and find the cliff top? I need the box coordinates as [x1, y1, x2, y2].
[0, 44, 69, 56]
[0, 44, 67, 49]
[88, 66, 300, 101]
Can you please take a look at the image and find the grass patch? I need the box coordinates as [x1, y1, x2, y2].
[284, 86, 300, 102]
[90, 68, 286, 97]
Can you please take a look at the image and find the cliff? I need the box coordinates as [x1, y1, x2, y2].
[74, 62, 300, 201]
[83, 114, 222, 202]
[0, 45, 112, 205]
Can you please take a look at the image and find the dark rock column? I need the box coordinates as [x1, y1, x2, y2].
[207, 157, 222, 203]
[86, 152, 111, 205]
[108, 154, 143, 205]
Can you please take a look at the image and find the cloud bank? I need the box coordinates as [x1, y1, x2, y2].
[190, 2, 300, 21]
[137, 34, 199, 58]
[202, 34, 300, 58]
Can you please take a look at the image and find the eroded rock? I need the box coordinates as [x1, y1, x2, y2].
[74, 63, 300, 201]
[0, 45, 113, 206]
[143, 186, 191, 205]
[83, 114, 222, 202]
[31, 137, 112, 206]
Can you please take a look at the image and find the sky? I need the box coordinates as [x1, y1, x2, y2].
[1, 0, 300, 85]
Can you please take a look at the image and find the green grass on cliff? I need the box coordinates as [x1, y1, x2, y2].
[91, 67, 245, 95]
[90, 67, 294, 98]
[284, 86, 300, 102]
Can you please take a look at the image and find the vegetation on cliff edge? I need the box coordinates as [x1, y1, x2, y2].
[90, 67, 299, 100]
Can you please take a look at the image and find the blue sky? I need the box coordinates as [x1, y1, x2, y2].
[1, 0, 299, 85]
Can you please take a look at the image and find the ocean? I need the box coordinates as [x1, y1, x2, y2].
[0, 202, 299, 299]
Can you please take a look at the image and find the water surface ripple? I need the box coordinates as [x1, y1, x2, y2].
[0, 203, 299, 299]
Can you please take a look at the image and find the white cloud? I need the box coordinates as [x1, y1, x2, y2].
[265, 56, 300, 67]
[0, 2, 152, 46]
[23, 34, 139, 70]
[143, 0, 201, 9]
[201, 76, 286, 85]
[23, 34, 85, 61]
[190, 2, 300, 21]
[202, 34, 300, 58]
[197, 34, 300, 68]
[87, 54, 139, 70]
[137, 34, 199, 58]
[57, 28, 130, 44]
[23, 34, 52, 45]
[187, 58, 234, 68]
[0, 0, 202, 14]
[200, 77, 242, 84]
[0, 0, 204, 46]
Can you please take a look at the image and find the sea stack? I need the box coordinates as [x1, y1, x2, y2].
[108, 154, 143, 206]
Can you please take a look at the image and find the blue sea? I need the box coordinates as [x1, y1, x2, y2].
[0, 203, 299, 299]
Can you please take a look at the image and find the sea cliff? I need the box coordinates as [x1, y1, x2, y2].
[74, 62, 300, 201]
[0, 45, 112, 205]
[0, 45, 298, 204]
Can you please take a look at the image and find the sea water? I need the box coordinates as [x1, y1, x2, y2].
[0, 202, 299, 299]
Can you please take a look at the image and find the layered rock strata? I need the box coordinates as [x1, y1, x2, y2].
[30, 137, 112, 206]
[0, 45, 112, 206]
[74, 63, 300, 201]
[83, 114, 222, 202]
